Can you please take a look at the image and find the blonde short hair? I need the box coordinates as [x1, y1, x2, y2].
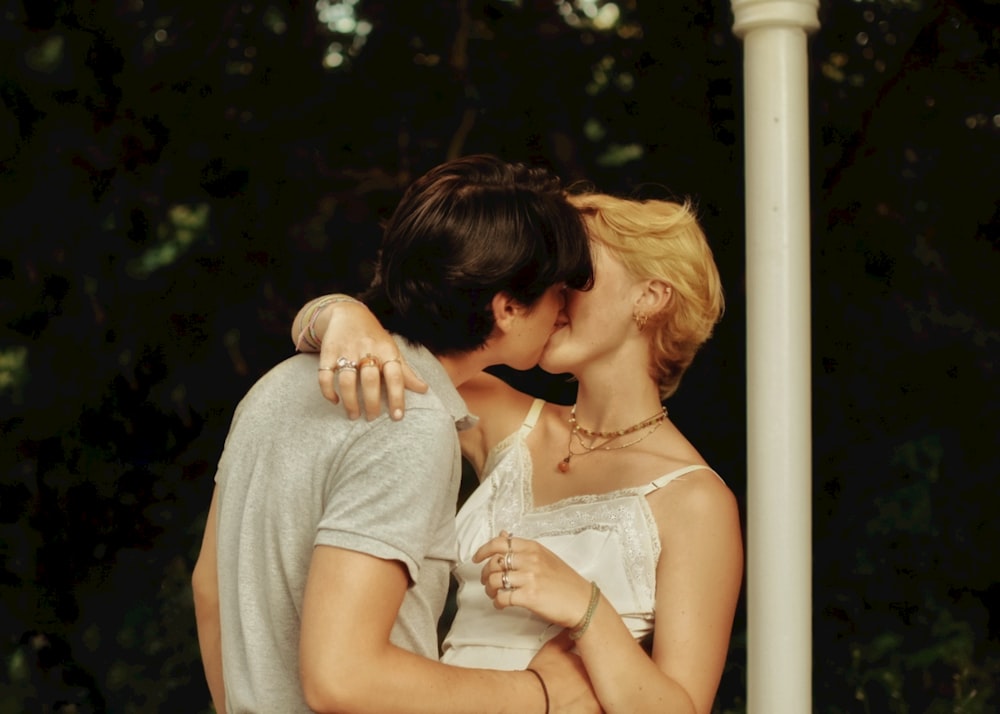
[568, 193, 724, 399]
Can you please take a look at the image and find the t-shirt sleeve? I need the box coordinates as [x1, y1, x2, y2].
[313, 407, 458, 584]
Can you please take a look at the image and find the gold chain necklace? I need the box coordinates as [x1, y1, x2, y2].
[568, 404, 668, 439]
[558, 405, 668, 473]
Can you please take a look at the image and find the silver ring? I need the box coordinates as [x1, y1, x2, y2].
[501, 570, 511, 591]
[334, 356, 357, 374]
[504, 549, 513, 571]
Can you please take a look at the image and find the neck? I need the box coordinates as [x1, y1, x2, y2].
[435, 351, 493, 389]
[571, 375, 663, 433]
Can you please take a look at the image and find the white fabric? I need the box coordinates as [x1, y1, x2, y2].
[441, 398, 717, 670]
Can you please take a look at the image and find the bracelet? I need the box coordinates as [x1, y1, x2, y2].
[568, 581, 600, 640]
[296, 295, 362, 351]
[525, 668, 549, 714]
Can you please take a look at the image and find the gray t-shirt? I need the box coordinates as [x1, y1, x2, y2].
[214, 340, 470, 713]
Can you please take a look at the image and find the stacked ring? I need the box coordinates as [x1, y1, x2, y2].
[356, 353, 380, 370]
[333, 356, 357, 374]
[501, 571, 511, 591]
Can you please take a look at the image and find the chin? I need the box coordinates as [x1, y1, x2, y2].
[537, 352, 567, 376]
[539, 339, 585, 376]
[509, 353, 542, 372]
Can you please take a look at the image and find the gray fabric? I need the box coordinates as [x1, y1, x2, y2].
[214, 339, 468, 713]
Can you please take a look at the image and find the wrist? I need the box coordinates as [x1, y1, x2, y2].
[525, 668, 549, 714]
[297, 294, 362, 351]
[568, 581, 601, 640]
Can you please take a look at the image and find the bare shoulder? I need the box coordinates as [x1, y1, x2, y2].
[459, 370, 531, 400]
[459, 371, 516, 402]
[459, 372, 536, 430]
[458, 372, 538, 473]
[649, 467, 741, 537]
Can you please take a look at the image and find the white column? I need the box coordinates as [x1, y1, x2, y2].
[731, 2, 819, 712]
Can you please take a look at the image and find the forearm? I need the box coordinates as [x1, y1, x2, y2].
[574, 597, 695, 714]
[301, 547, 554, 714]
[304, 644, 547, 714]
[194, 603, 227, 714]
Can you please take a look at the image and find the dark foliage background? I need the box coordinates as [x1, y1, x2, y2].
[1, 1, 996, 712]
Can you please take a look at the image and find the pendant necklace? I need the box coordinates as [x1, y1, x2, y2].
[557, 404, 668, 473]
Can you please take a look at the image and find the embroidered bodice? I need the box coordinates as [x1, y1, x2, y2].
[440, 399, 713, 670]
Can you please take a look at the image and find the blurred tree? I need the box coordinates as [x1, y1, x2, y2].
[0, 0, 996, 711]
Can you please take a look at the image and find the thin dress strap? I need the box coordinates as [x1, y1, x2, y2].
[520, 398, 545, 432]
[638, 464, 722, 495]
[481, 399, 546, 478]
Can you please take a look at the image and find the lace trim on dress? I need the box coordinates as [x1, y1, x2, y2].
[481, 401, 542, 481]
[523, 499, 659, 606]
[482, 425, 661, 606]
[488, 434, 531, 534]
[482, 429, 519, 477]
[481, 399, 719, 609]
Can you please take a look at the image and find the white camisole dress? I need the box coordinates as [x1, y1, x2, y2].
[440, 398, 719, 670]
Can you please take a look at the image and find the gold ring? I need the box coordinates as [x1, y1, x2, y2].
[382, 356, 403, 368]
[356, 353, 380, 370]
[318, 366, 335, 372]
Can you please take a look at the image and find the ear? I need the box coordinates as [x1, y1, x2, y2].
[489, 292, 524, 335]
[634, 279, 672, 317]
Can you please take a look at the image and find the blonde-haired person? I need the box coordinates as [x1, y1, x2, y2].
[294, 193, 743, 714]
[565, 192, 725, 400]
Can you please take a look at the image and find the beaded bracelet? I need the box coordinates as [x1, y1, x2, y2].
[295, 295, 362, 351]
[568, 581, 601, 640]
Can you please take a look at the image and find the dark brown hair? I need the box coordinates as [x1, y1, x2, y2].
[361, 155, 593, 355]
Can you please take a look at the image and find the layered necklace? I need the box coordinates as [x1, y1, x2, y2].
[557, 404, 668, 473]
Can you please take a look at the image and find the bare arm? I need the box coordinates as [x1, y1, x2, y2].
[290, 295, 427, 420]
[475, 473, 743, 713]
[638, 473, 743, 713]
[192, 487, 226, 714]
[299, 545, 600, 714]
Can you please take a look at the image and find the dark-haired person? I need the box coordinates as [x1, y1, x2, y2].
[191, 155, 600, 714]
[295, 192, 744, 713]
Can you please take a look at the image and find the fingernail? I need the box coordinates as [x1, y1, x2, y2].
[392, 408, 403, 421]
